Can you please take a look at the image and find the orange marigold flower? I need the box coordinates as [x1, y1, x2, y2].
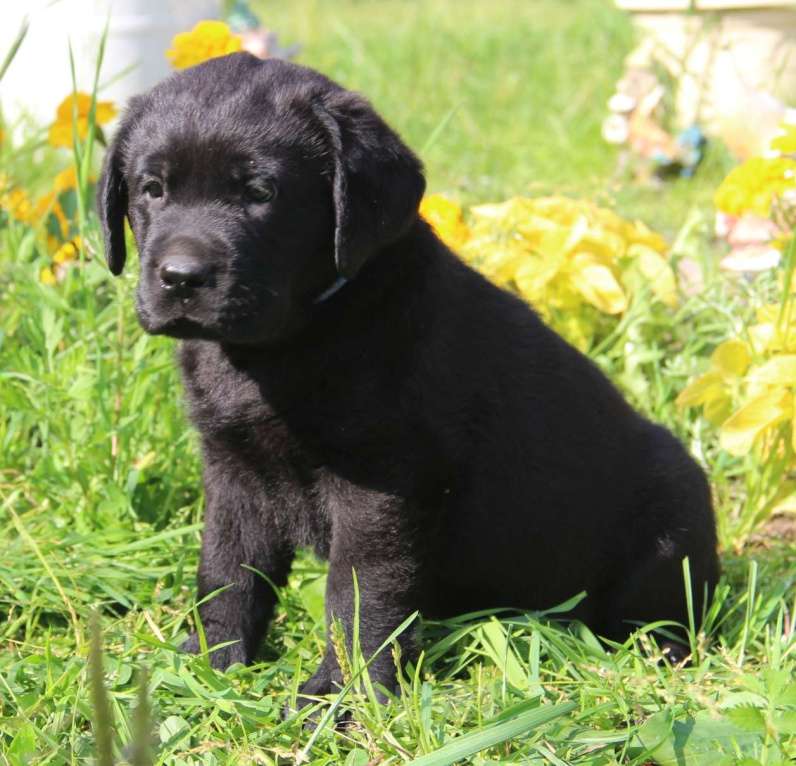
[48, 92, 117, 149]
[166, 20, 243, 70]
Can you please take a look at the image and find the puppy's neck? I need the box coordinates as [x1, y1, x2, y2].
[220, 217, 439, 364]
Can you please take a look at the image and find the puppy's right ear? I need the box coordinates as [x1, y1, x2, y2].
[97, 102, 141, 276]
[97, 132, 128, 276]
[97, 127, 131, 276]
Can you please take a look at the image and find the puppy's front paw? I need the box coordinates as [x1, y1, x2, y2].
[180, 632, 247, 670]
[281, 661, 339, 723]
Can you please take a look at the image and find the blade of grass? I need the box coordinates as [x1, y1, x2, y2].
[406, 700, 577, 766]
[682, 557, 698, 661]
[420, 104, 460, 156]
[738, 559, 758, 667]
[0, 16, 29, 83]
[129, 667, 152, 766]
[88, 613, 114, 766]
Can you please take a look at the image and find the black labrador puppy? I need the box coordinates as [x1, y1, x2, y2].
[98, 53, 719, 705]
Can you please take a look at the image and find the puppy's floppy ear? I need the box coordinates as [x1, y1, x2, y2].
[312, 90, 426, 279]
[97, 132, 128, 276]
[97, 100, 143, 276]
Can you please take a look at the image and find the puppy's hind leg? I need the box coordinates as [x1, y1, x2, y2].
[594, 454, 719, 655]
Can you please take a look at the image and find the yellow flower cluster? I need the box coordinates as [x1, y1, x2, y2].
[35, 166, 82, 239]
[680, 120, 796, 489]
[166, 21, 242, 70]
[0, 175, 36, 225]
[421, 193, 676, 349]
[678, 303, 796, 475]
[48, 93, 117, 149]
[2, 163, 87, 283]
[40, 237, 83, 285]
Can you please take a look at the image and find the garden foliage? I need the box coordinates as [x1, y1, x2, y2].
[0, 6, 794, 764]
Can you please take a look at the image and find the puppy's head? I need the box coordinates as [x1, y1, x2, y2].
[98, 53, 425, 344]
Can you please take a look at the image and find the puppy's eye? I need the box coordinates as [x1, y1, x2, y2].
[244, 180, 276, 204]
[143, 180, 164, 199]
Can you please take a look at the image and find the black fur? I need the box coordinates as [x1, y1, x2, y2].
[98, 53, 719, 704]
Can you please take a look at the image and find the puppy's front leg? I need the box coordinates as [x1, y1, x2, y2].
[183, 457, 294, 669]
[298, 502, 419, 707]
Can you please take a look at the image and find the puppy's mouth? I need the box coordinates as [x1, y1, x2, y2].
[136, 298, 223, 340]
[135, 283, 288, 345]
[151, 316, 223, 340]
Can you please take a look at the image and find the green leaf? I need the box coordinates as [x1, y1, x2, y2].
[344, 749, 370, 766]
[7, 723, 37, 766]
[724, 706, 766, 733]
[773, 682, 796, 708]
[299, 574, 327, 624]
[772, 711, 796, 735]
[477, 619, 530, 690]
[406, 700, 577, 765]
[159, 715, 190, 747]
[629, 709, 763, 766]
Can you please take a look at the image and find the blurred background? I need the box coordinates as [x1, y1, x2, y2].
[2, 4, 796, 762]
[3, 0, 794, 234]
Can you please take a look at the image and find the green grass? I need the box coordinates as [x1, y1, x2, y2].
[1, 0, 795, 763]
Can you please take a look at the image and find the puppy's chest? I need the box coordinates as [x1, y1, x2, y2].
[180, 344, 301, 454]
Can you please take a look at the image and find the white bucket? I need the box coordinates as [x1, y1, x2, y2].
[0, 0, 218, 130]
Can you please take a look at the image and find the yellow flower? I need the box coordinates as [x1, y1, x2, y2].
[35, 193, 72, 239]
[714, 157, 796, 217]
[48, 93, 117, 149]
[679, 333, 796, 458]
[40, 237, 84, 285]
[420, 194, 471, 250]
[53, 165, 80, 193]
[719, 389, 792, 457]
[677, 339, 752, 426]
[771, 123, 796, 155]
[0, 185, 35, 224]
[166, 20, 243, 70]
[468, 196, 671, 316]
[748, 303, 796, 354]
[626, 244, 678, 308]
[420, 193, 673, 348]
[32, 165, 85, 239]
[53, 237, 82, 265]
[568, 252, 627, 315]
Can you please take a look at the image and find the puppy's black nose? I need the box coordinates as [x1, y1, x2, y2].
[158, 245, 212, 296]
[160, 257, 210, 288]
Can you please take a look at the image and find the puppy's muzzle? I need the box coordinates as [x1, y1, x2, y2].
[157, 238, 214, 298]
